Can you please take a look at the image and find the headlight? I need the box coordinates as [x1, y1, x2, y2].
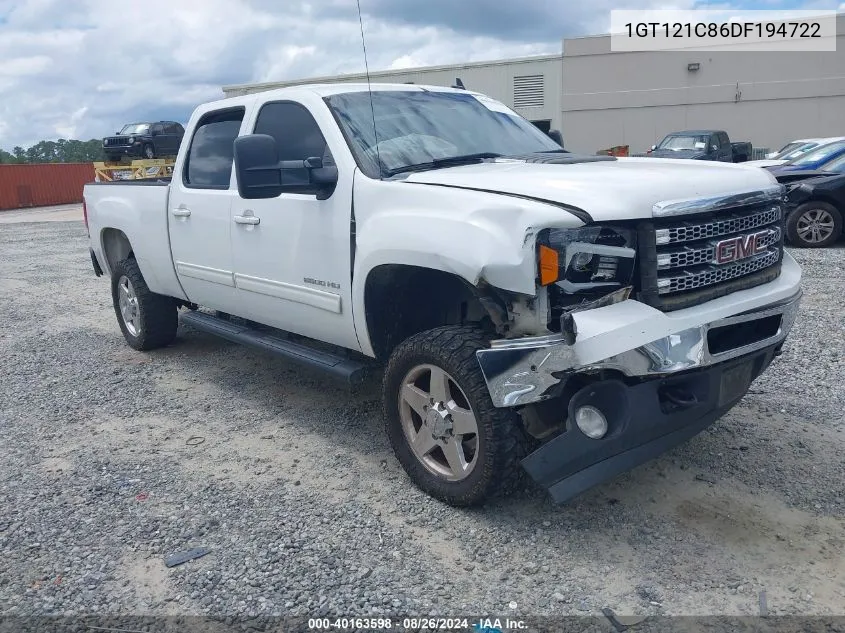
[537, 226, 637, 296]
[127, 136, 135, 144]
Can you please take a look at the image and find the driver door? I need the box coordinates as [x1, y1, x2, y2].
[229, 99, 359, 351]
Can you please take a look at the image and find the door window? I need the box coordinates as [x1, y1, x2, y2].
[183, 108, 245, 189]
[253, 101, 332, 196]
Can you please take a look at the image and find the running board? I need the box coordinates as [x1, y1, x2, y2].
[180, 310, 373, 386]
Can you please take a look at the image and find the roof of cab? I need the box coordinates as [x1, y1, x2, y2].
[205, 82, 469, 109]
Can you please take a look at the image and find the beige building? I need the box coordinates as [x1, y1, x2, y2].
[222, 14, 845, 155]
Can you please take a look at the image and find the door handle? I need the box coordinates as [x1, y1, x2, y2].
[171, 208, 191, 217]
[234, 214, 260, 225]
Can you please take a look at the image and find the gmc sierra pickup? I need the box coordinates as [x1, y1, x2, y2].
[84, 84, 802, 507]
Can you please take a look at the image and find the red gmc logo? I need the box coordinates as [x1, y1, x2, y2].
[714, 230, 769, 264]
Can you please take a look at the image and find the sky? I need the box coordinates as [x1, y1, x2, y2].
[0, 0, 842, 148]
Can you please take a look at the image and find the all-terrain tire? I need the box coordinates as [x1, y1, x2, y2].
[383, 325, 534, 506]
[111, 257, 178, 351]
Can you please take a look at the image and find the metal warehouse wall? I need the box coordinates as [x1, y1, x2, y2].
[561, 14, 845, 155]
[222, 55, 564, 131]
[0, 163, 93, 211]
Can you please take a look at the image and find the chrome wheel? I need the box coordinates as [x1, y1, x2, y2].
[796, 208, 836, 244]
[398, 364, 480, 482]
[117, 275, 141, 336]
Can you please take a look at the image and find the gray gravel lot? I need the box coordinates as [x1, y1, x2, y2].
[1, 215, 844, 624]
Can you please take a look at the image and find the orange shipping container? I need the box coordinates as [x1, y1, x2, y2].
[0, 163, 94, 211]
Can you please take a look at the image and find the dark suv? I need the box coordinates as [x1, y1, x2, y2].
[102, 121, 185, 162]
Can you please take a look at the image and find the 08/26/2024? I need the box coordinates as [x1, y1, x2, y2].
[308, 617, 472, 630]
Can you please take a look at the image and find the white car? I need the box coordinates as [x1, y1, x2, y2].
[752, 136, 845, 167]
[83, 83, 802, 506]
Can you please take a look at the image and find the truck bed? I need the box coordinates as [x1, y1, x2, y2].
[84, 179, 186, 301]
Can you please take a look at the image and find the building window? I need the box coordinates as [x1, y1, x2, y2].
[513, 75, 544, 108]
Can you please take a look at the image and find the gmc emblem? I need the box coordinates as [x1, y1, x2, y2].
[714, 230, 769, 264]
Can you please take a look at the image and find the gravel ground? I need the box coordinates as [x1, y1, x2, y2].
[0, 216, 843, 626]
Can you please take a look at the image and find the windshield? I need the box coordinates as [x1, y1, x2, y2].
[789, 141, 845, 166]
[324, 90, 561, 177]
[774, 142, 818, 160]
[119, 123, 150, 135]
[656, 134, 710, 151]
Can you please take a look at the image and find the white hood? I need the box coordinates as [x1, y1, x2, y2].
[403, 156, 779, 222]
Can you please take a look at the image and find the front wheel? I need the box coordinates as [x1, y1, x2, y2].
[111, 258, 178, 351]
[143, 144, 155, 159]
[786, 201, 842, 248]
[383, 325, 533, 506]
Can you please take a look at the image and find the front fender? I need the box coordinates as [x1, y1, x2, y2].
[350, 176, 584, 355]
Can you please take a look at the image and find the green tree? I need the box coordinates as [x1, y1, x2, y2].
[0, 139, 106, 163]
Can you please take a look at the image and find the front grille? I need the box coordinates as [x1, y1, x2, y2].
[658, 248, 779, 293]
[638, 202, 784, 311]
[655, 206, 781, 245]
[657, 227, 781, 270]
[105, 137, 129, 147]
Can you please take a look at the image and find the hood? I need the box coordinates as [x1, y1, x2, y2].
[402, 157, 780, 222]
[646, 149, 708, 160]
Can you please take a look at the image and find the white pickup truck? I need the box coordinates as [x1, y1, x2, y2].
[84, 83, 802, 506]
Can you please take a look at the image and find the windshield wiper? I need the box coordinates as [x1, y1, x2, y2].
[384, 152, 502, 177]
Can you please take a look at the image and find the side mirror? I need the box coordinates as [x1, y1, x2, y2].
[233, 134, 283, 200]
[234, 134, 339, 200]
[650, 144, 656, 151]
[547, 129, 564, 147]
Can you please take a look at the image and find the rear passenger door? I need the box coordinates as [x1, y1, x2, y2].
[167, 106, 248, 314]
[168, 123, 185, 155]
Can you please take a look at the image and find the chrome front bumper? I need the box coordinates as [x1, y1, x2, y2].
[477, 287, 802, 408]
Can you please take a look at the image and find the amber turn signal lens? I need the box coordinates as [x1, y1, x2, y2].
[538, 245, 559, 286]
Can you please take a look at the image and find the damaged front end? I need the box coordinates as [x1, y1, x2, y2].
[475, 189, 802, 503]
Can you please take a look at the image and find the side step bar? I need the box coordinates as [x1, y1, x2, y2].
[180, 310, 374, 386]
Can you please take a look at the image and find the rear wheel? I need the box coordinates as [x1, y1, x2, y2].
[383, 325, 533, 506]
[786, 201, 842, 248]
[111, 258, 177, 350]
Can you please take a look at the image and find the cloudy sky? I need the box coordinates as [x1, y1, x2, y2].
[0, 0, 841, 148]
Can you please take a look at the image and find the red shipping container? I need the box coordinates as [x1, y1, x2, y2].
[0, 163, 94, 211]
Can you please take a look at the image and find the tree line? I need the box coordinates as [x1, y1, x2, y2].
[0, 139, 106, 164]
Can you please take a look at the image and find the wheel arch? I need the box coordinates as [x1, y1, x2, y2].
[100, 227, 134, 276]
[361, 264, 509, 362]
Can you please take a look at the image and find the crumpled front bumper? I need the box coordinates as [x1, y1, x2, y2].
[476, 253, 802, 408]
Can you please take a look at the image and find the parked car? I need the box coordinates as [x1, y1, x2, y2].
[749, 137, 845, 168]
[768, 139, 845, 173]
[102, 121, 185, 162]
[83, 84, 801, 507]
[764, 138, 822, 159]
[647, 130, 750, 162]
[772, 153, 845, 247]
